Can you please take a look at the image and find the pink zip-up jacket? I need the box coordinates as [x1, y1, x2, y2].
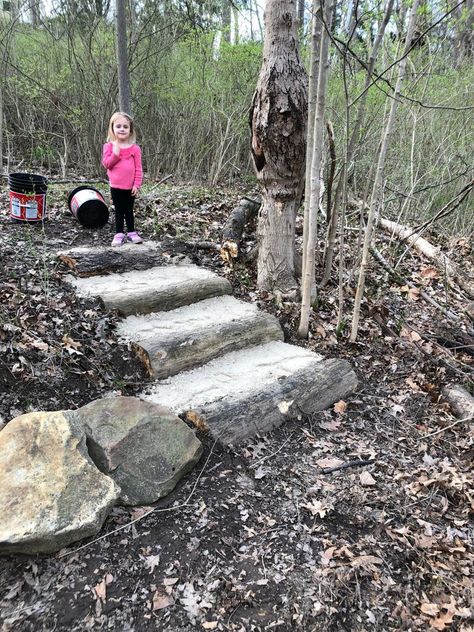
[102, 143, 143, 190]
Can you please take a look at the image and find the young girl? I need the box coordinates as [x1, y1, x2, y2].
[102, 111, 143, 246]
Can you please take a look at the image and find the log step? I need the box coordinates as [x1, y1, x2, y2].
[143, 340, 357, 445]
[58, 242, 167, 277]
[66, 264, 232, 316]
[117, 295, 284, 379]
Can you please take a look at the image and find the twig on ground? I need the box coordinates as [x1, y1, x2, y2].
[370, 245, 460, 321]
[421, 415, 473, 439]
[249, 434, 295, 469]
[147, 174, 173, 193]
[320, 458, 375, 475]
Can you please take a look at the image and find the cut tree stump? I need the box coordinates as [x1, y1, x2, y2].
[117, 295, 283, 379]
[66, 264, 232, 316]
[144, 340, 357, 445]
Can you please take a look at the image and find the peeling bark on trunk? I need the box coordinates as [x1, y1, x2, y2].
[249, 0, 308, 291]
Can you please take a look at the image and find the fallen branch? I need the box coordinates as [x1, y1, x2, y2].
[147, 174, 173, 194]
[220, 197, 261, 264]
[370, 246, 459, 321]
[379, 217, 474, 300]
[320, 458, 375, 475]
[422, 415, 473, 439]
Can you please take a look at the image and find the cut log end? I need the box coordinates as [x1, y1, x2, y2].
[185, 410, 209, 434]
[132, 343, 155, 377]
[220, 241, 239, 265]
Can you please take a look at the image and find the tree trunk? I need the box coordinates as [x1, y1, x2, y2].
[249, 0, 308, 291]
[453, 0, 473, 63]
[298, 0, 332, 338]
[300, 0, 322, 295]
[116, 0, 132, 114]
[31, 0, 41, 27]
[322, 0, 395, 286]
[350, 0, 420, 341]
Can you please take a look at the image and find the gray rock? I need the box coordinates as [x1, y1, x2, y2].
[71, 397, 202, 506]
[0, 411, 120, 555]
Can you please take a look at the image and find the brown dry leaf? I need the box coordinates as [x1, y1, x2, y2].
[144, 554, 161, 574]
[350, 555, 383, 569]
[359, 471, 376, 486]
[62, 334, 81, 349]
[202, 622, 219, 630]
[131, 506, 154, 520]
[414, 534, 438, 549]
[409, 330, 422, 342]
[321, 547, 336, 566]
[94, 578, 107, 603]
[316, 457, 344, 469]
[334, 400, 347, 414]
[62, 334, 83, 356]
[153, 590, 174, 611]
[420, 602, 440, 616]
[405, 376, 421, 392]
[420, 266, 439, 278]
[31, 339, 49, 351]
[408, 287, 421, 301]
[302, 500, 329, 518]
[431, 610, 455, 630]
[320, 419, 342, 431]
[315, 325, 327, 338]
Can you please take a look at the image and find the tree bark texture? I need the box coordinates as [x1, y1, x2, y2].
[116, 0, 132, 114]
[299, 0, 332, 338]
[58, 243, 167, 277]
[249, 0, 308, 291]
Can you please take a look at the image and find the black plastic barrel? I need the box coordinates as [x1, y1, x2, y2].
[9, 172, 48, 222]
[67, 185, 109, 229]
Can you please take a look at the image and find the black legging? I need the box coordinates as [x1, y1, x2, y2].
[111, 187, 135, 233]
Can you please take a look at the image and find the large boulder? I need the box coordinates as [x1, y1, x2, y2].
[71, 397, 202, 506]
[0, 411, 120, 555]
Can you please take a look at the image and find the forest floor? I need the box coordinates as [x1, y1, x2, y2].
[0, 181, 473, 632]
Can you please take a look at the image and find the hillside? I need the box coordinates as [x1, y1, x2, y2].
[0, 182, 472, 632]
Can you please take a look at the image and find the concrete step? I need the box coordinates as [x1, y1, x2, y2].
[143, 340, 357, 445]
[117, 295, 284, 379]
[66, 264, 232, 316]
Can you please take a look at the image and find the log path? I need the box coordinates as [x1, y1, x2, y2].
[59, 243, 358, 445]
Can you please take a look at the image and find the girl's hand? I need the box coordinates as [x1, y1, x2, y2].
[131, 186, 138, 196]
[112, 140, 120, 156]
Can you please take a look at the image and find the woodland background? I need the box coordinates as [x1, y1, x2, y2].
[0, 0, 473, 239]
[0, 0, 473, 630]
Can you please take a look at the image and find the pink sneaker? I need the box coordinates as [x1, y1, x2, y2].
[111, 232, 124, 247]
[127, 231, 143, 244]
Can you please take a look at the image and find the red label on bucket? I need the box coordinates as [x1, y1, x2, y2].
[10, 191, 46, 221]
[70, 189, 104, 215]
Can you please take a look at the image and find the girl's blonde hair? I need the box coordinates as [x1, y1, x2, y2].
[107, 111, 136, 143]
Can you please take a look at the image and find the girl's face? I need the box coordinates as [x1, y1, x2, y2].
[113, 116, 131, 142]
